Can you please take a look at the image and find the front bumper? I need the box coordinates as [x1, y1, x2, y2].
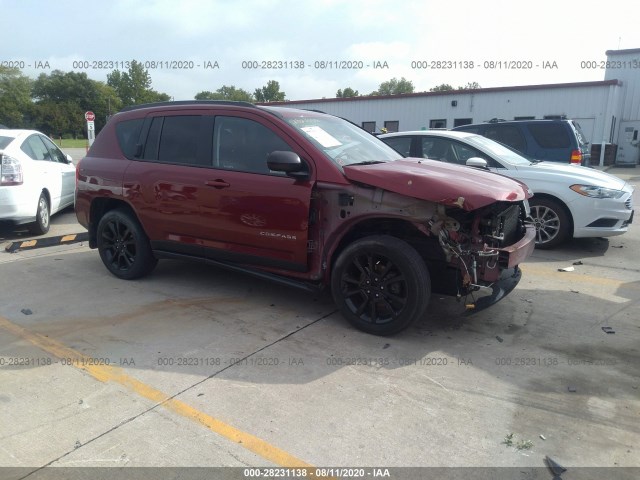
[465, 266, 523, 313]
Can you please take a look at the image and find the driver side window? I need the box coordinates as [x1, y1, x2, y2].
[213, 116, 294, 175]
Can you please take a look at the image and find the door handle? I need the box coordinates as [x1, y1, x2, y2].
[205, 179, 230, 189]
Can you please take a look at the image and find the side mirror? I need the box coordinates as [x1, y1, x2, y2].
[267, 151, 309, 179]
[466, 157, 488, 169]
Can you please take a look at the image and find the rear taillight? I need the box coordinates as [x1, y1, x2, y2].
[570, 149, 582, 165]
[1, 154, 23, 185]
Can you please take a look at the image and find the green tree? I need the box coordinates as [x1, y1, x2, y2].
[371, 77, 414, 95]
[195, 85, 254, 102]
[31, 70, 120, 134]
[107, 60, 170, 107]
[254, 80, 285, 102]
[458, 81, 481, 90]
[429, 83, 454, 92]
[0, 66, 33, 127]
[336, 87, 359, 98]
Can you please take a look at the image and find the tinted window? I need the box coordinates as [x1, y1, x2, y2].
[21, 135, 50, 160]
[214, 116, 293, 174]
[0, 136, 13, 149]
[483, 125, 527, 153]
[157, 116, 203, 165]
[454, 125, 480, 134]
[39, 135, 67, 163]
[382, 136, 411, 157]
[527, 124, 570, 148]
[116, 118, 144, 159]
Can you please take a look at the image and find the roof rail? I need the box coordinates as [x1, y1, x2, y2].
[120, 100, 258, 112]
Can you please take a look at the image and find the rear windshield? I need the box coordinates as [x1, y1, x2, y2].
[527, 123, 570, 148]
[0, 136, 15, 149]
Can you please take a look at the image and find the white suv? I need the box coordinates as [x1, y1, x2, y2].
[0, 130, 76, 235]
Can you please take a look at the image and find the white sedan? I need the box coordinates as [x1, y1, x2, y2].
[380, 130, 634, 248]
[0, 129, 76, 235]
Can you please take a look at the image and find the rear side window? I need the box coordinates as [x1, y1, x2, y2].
[483, 125, 527, 153]
[382, 136, 412, 157]
[527, 124, 570, 148]
[116, 119, 144, 159]
[21, 135, 50, 160]
[140, 115, 211, 166]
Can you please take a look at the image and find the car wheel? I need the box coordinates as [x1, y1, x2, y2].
[529, 197, 570, 249]
[331, 235, 431, 335]
[97, 209, 158, 279]
[28, 193, 50, 235]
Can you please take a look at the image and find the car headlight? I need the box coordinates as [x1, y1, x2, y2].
[570, 184, 625, 199]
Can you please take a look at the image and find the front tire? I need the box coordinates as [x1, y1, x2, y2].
[331, 235, 431, 335]
[97, 209, 157, 279]
[529, 197, 570, 249]
[29, 193, 50, 235]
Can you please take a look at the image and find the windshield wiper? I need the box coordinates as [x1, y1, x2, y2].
[347, 160, 388, 166]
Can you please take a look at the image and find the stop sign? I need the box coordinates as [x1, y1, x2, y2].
[85, 111, 95, 122]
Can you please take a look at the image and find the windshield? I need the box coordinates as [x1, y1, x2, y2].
[466, 134, 532, 166]
[282, 113, 402, 167]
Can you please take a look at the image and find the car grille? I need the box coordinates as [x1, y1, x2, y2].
[625, 196, 633, 210]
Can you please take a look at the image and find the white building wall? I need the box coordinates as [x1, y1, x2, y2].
[278, 83, 617, 146]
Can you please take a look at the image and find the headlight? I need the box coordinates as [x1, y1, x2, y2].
[570, 184, 625, 199]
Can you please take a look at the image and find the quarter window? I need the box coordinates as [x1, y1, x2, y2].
[21, 136, 50, 161]
[39, 135, 68, 163]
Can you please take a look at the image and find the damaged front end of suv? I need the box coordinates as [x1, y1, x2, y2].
[326, 158, 536, 333]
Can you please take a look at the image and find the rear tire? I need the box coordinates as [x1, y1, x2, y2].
[529, 197, 571, 249]
[28, 193, 50, 235]
[331, 235, 431, 335]
[97, 209, 157, 279]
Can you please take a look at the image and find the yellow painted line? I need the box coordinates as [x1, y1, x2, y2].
[0, 315, 313, 468]
[60, 234, 77, 242]
[20, 240, 37, 248]
[520, 264, 638, 288]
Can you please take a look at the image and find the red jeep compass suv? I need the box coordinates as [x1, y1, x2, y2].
[75, 101, 535, 335]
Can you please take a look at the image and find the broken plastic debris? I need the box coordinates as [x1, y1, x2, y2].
[383, 343, 390, 349]
[557, 266, 575, 272]
[572, 260, 583, 265]
[465, 304, 475, 310]
[612, 245, 624, 248]
[601, 326, 615, 334]
[568, 386, 577, 392]
[21, 308, 32, 315]
[570, 289, 580, 293]
[496, 336, 504, 343]
[539, 434, 546, 440]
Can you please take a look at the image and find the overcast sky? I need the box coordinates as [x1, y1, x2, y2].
[3, 0, 640, 101]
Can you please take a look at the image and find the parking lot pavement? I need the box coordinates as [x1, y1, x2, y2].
[1, 227, 639, 475]
[0, 170, 638, 477]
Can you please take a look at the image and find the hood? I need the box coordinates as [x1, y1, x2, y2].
[343, 158, 529, 211]
[513, 162, 629, 191]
